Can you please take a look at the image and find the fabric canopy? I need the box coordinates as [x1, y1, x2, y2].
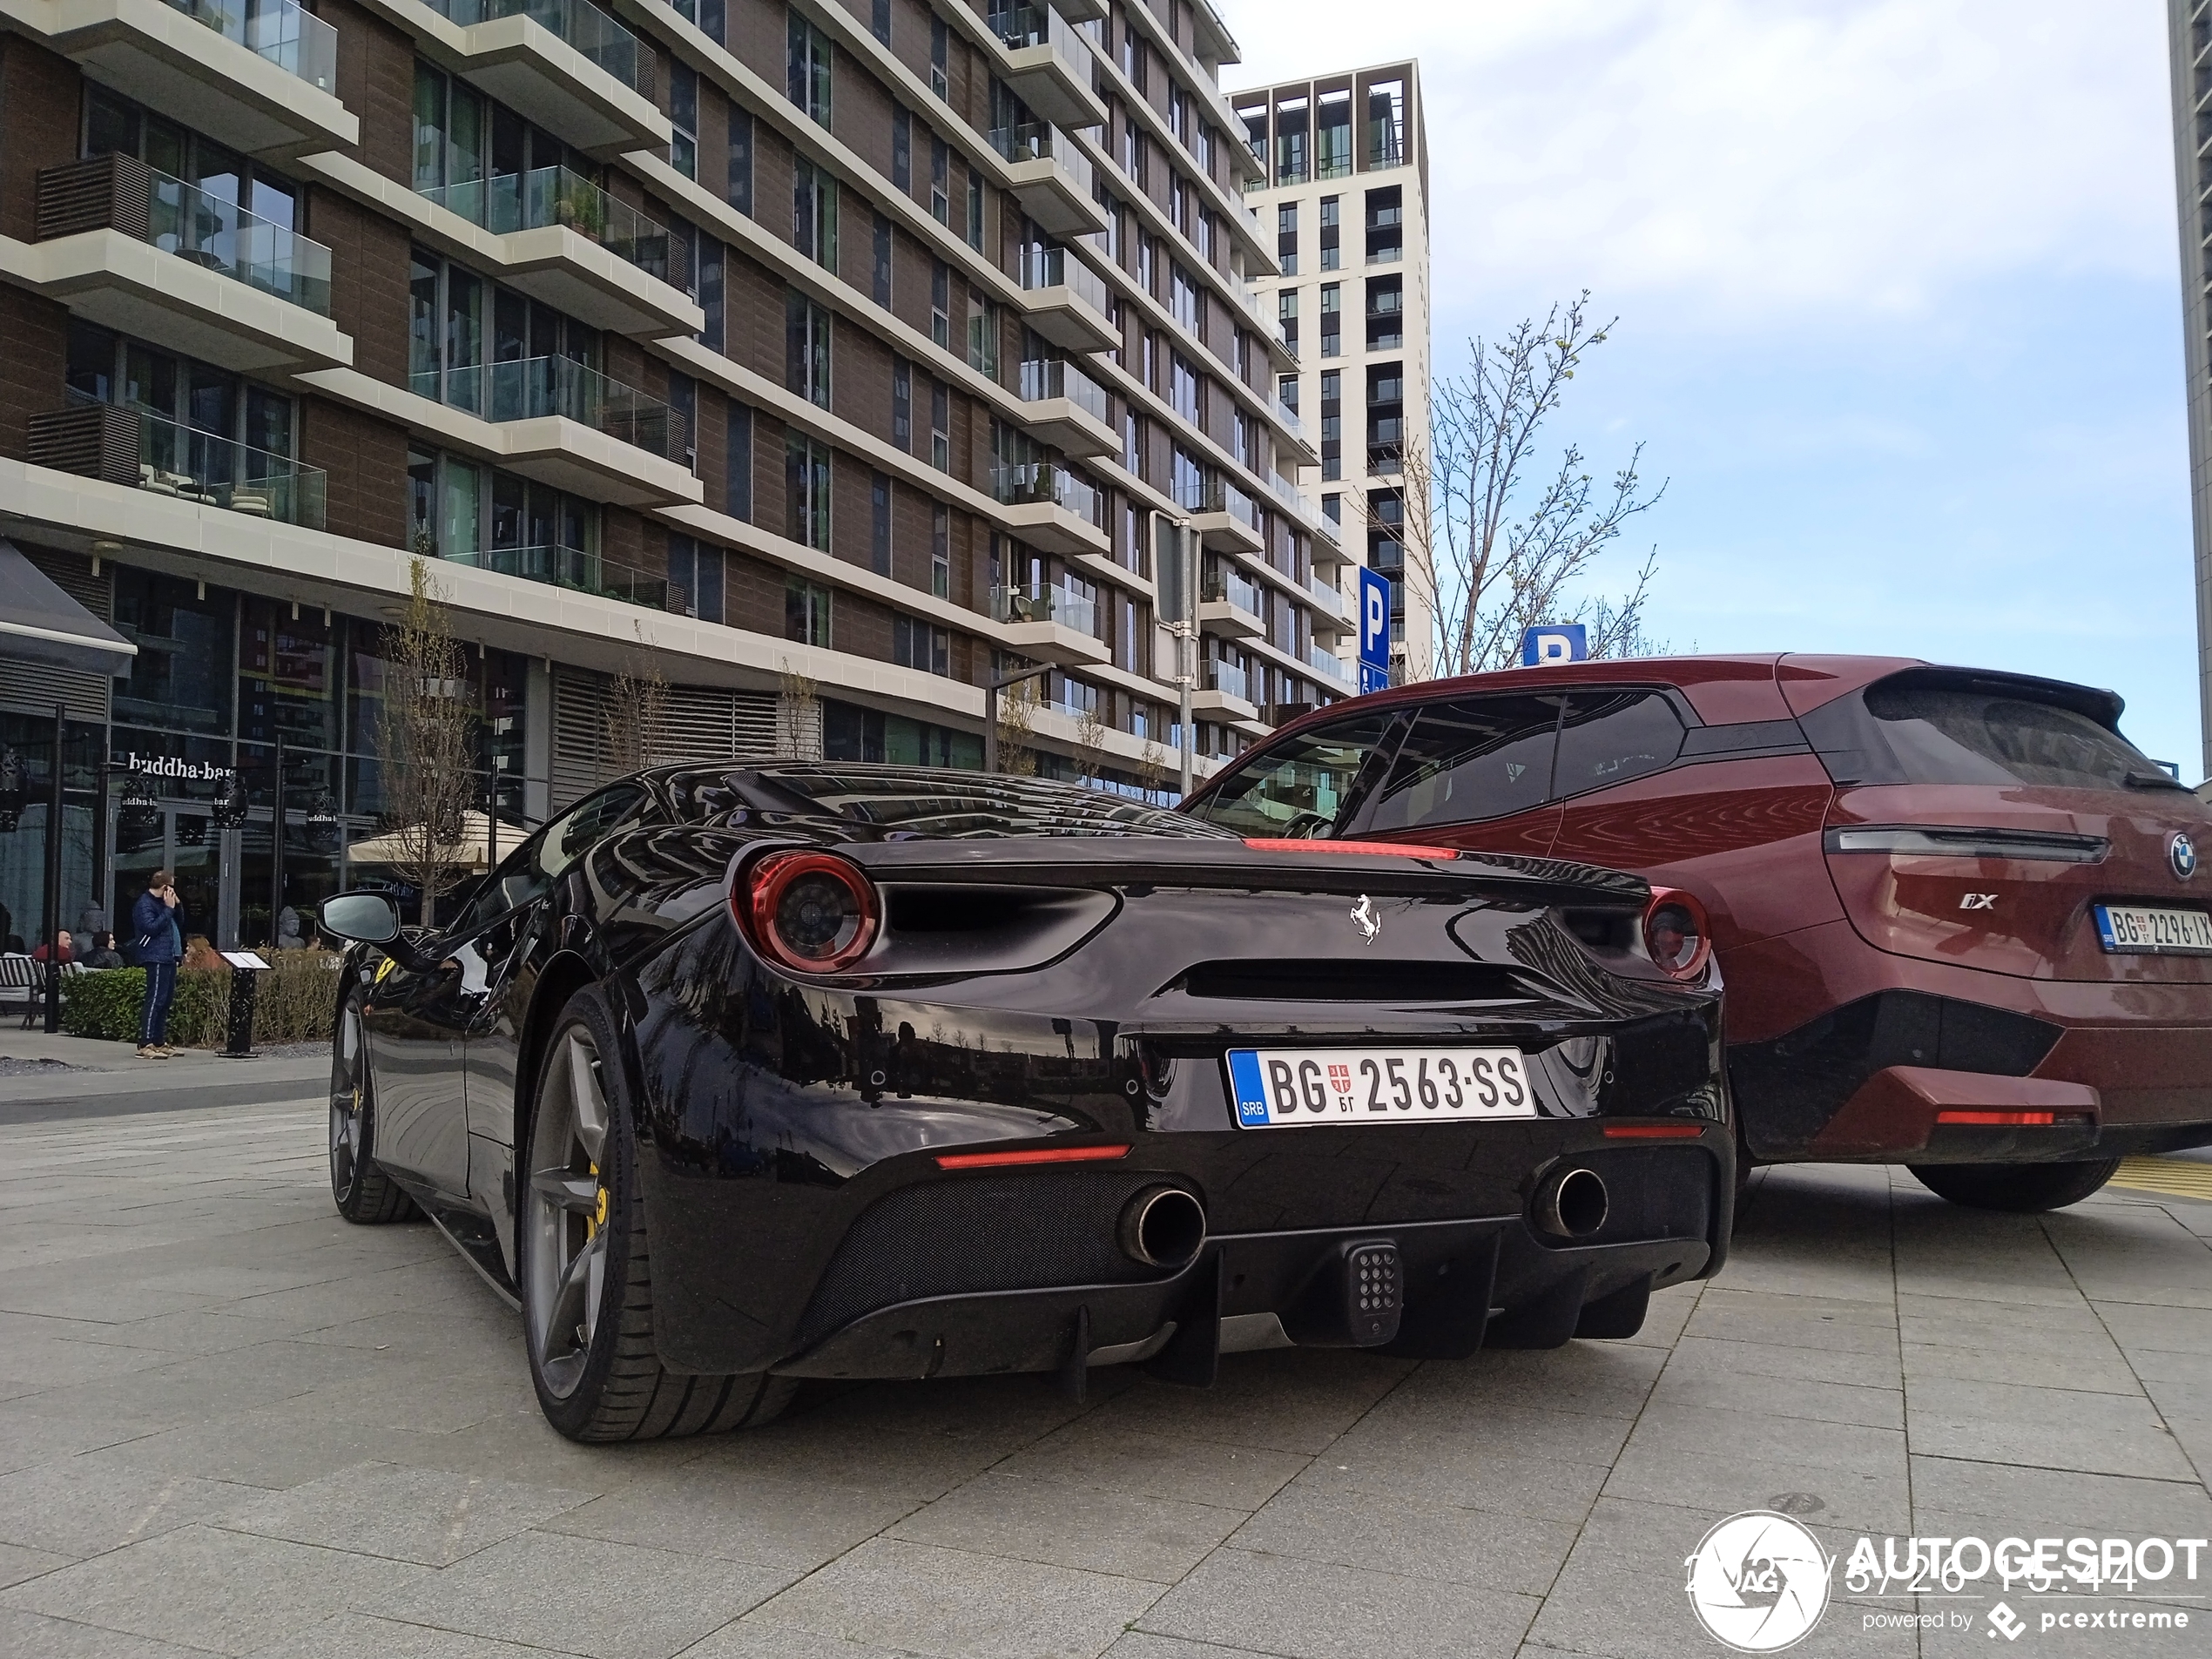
[344, 810, 538, 873]
[0, 541, 138, 677]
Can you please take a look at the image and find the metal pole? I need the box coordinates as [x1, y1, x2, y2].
[984, 682, 997, 773]
[270, 729, 283, 950]
[1175, 523, 1196, 799]
[92, 759, 111, 936]
[43, 703, 64, 1033]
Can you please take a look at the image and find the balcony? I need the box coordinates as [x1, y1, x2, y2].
[991, 122, 1108, 237]
[1016, 358, 1116, 457]
[444, 543, 671, 610]
[1192, 656, 1257, 721]
[407, 354, 695, 504]
[1016, 244, 1116, 354]
[1305, 570, 1352, 635]
[44, 0, 354, 158]
[413, 164, 699, 335]
[30, 398, 327, 529]
[1198, 566, 1264, 640]
[990, 580, 1108, 666]
[379, 0, 668, 157]
[991, 3, 1108, 130]
[990, 460, 1109, 556]
[1273, 391, 1320, 462]
[27, 154, 348, 372]
[1264, 469, 1341, 550]
[1305, 643, 1355, 689]
[1182, 475, 1264, 556]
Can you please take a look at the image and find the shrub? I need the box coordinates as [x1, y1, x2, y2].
[59, 951, 341, 1049]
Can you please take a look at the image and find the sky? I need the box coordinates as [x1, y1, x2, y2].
[1220, 0, 2203, 775]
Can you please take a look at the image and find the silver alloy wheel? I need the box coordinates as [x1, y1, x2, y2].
[330, 1001, 364, 1193]
[528, 1027, 613, 1400]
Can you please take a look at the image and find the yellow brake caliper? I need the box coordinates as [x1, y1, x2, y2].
[586, 1163, 606, 1238]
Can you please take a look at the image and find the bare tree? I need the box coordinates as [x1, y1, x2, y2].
[603, 625, 669, 779]
[375, 558, 478, 927]
[775, 661, 821, 759]
[1136, 734, 1169, 801]
[995, 678, 1039, 777]
[1073, 699, 1109, 785]
[1389, 293, 1666, 680]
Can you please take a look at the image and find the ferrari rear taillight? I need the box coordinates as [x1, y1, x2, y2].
[737, 851, 879, 973]
[1642, 888, 1711, 980]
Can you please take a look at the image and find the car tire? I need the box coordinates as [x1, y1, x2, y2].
[330, 989, 418, 1224]
[521, 990, 796, 1443]
[1906, 1157, 2124, 1213]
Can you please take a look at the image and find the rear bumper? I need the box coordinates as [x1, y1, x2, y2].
[1724, 920, 2212, 1161]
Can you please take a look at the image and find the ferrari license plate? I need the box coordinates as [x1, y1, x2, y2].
[1226, 1047, 1536, 1128]
[2094, 903, 2212, 955]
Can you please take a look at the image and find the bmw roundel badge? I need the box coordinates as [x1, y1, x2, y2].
[2173, 833, 2198, 881]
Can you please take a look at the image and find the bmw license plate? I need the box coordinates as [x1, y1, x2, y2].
[2094, 904, 2212, 955]
[1226, 1047, 1536, 1128]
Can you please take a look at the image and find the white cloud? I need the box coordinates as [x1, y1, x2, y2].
[1223, 0, 2176, 326]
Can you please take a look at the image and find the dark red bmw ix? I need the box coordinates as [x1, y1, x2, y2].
[1181, 655, 2212, 1211]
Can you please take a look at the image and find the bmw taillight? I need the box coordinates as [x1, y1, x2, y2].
[736, 851, 879, 973]
[1642, 887, 1711, 980]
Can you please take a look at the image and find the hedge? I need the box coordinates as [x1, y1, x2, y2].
[60, 951, 343, 1049]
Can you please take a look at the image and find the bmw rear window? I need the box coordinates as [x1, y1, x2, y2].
[1858, 682, 2157, 792]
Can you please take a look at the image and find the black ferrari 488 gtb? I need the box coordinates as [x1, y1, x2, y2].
[318, 765, 1734, 1442]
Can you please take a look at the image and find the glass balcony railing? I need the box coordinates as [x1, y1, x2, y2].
[990, 2, 1096, 88]
[410, 354, 685, 461]
[1018, 358, 1109, 424]
[1203, 566, 1263, 616]
[1306, 644, 1354, 686]
[145, 165, 332, 314]
[56, 395, 327, 528]
[417, 165, 685, 288]
[992, 460, 1103, 525]
[1273, 394, 1306, 442]
[1178, 476, 1259, 529]
[1204, 658, 1249, 701]
[445, 543, 668, 609]
[991, 120, 1096, 200]
[165, 0, 337, 92]
[991, 581, 1096, 637]
[425, 0, 653, 101]
[1306, 571, 1345, 612]
[1018, 243, 1109, 316]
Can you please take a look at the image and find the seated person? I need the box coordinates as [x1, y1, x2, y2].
[30, 929, 73, 963]
[81, 932, 125, 970]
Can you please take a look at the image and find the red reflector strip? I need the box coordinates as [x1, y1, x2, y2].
[1244, 838, 1458, 860]
[934, 1143, 1133, 1170]
[1935, 1110, 2058, 1126]
[1602, 1124, 1708, 1139]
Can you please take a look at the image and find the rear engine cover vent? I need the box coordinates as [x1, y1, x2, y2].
[1175, 960, 1527, 1002]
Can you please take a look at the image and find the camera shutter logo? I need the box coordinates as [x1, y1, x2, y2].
[1683, 1510, 1832, 1652]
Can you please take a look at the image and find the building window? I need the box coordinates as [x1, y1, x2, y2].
[698, 234, 724, 353]
[1123, 407, 1143, 475]
[1278, 288, 1299, 357]
[930, 14, 948, 100]
[1277, 202, 1297, 275]
[1136, 232, 1155, 296]
[1319, 369, 1342, 482]
[1169, 354, 1198, 424]
[1320, 282, 1341, 357]
[1368, 78, 1406, 168]
[1278, 373, 1298, 413]
[1319, 195, 1341, 270]
[728, 109, 753, 216]
[785, 575, 832, 646]
[892, 105, 912, 192]
[967, 293, 998, 379]
[872, 212, 893, 306]
[893, 612, 950, 675]
[1318, 91, 1352, 179]
[930, 135, 949, 224]
[871, 471, 893, 574]
[1170, 263, 1198, 334]
[929, 377, 950, 469]
[785, 435, 831, 550]
[1323, 490, 1341, 524]
[1275, 94, 1308, 184]
[967, 167, 984, 250]
[793, 160, 838, 268]
[1366, 273, 1403, 350]
[930, 260, 950, 347]
[1197, 208, 1214, 266]
[932, 502, 950, 596]
[666, 532, 724, 623]
[1198, 121, 1216, 176]
[668, 369, 697, 470]
[786, 291, 831, 406]
[787, 10, 832, 127]
[1366, 185, 1403, 263]
[727, 400, 753, 521]
[871, 0, 890, 46]
[892, 357, 913, 450]
[670, 63, 698, 179]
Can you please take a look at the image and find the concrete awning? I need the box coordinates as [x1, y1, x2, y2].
[0, 542, 136, 678]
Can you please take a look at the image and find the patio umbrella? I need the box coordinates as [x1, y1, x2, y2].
[0, 541, 138, 676]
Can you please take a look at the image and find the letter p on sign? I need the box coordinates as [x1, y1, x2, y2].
[1519, 623, 1589, 667]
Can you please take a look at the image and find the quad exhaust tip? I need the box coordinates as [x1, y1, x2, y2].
[1120, 1185, 1206, 1268]
[1537, 1168, 1610, 1239]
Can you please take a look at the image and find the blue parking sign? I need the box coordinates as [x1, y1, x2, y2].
[1358, 568, 1391, 682]
[1519, 624, 1588, 667]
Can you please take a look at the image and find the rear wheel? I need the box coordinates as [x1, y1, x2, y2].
[521, 991, 793, 1443]
[1907, 1158, 2122, 1212]
[330, 992, 416, 1224]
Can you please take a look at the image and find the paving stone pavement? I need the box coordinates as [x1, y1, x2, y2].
[0, 1096, 2207, 1658]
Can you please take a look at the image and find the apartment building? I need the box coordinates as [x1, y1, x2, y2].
[0, 0, 1349, 946]
[1231, 60, 1429, 683]
[2168, 2, 2212, 775]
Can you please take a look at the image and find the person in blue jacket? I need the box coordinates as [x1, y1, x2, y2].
[128, 872, 184, 1059]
